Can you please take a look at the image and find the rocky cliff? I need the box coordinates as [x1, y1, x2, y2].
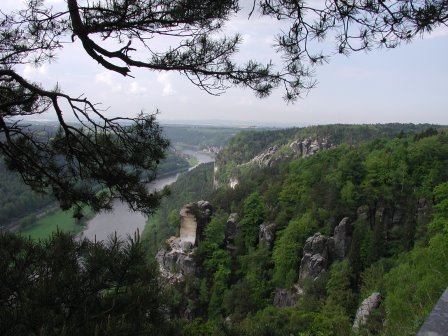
[274, 217, 353, 307]
[156, 201, 213, 282]
[214, 136, 334, 189]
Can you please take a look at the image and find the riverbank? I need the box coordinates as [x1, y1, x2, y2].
[8, 150, 214, 241]
[19, 207, 94, 240]
[80, 150, 214, 241]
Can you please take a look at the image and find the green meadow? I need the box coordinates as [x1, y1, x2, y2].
[19, 208, 93, 240]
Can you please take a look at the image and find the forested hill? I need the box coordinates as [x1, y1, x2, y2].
[217, 123, 441, 166]
[214, 123, 443, 188]
[149, 124, 448, 335]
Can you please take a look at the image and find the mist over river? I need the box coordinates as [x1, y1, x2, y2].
[80, 150, 214, 241]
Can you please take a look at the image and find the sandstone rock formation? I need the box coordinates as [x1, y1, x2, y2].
[259, 222, 276, 248]
[273, 285, 303, 308]
[225, 213, 238, 255]
[298, 232, 331, 282]
[333, 217, 353, 260]
[156, 201, 213, 282]
[179, 201, 213, 246]
[352, 292, 382, 331]
[213, 136, 333, 188]
[289, 137, 332, 158]
[156, 237, 197, 282]
[229, 177, 239, 189]
[250, 145, 280, 167]
[298, 218, 354, 283]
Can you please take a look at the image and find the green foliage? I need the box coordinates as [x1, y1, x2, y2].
[0, 162, 53, 226]
[18, 207, 94, 240]
[223, 245, 274, 320]
[217, 128, 298, 166]
[0, 231, 177, 336]
[189, 127, 448, 334]
[157, 150, 190, 175]
[430, 182, 448, 234]
[272, 213, 318, 287]
[383, 233, 448, 335]
[163, 125, 239, 149]
[324, 260, 357, 316]
[238, 192, 266, 251]
[382, 183, 448, 335]
[202, 210, 228, 251]
[208, 264, 232, 319]
[141, 125, 448, 334]
[238, 305, 351, 336]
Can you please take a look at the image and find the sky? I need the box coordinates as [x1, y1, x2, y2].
[3, 0, 448, 126]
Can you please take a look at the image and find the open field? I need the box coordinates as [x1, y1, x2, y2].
[19, 208, 93, 240]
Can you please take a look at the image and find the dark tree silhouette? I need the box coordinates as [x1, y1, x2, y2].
[1, 0, 447, 214]
[0, 230, 179, 335]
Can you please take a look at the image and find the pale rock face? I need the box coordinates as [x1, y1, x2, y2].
[156, 201, 213, 283]
[213, 164, 219, 189]
[178, 201, 213, 246]
[289, 137, 333, 158]
[259, 222, 276, 248]
[155, 237, 197, 282]
[250, 145, 280, 167]
[298, 232, 330, 282]
[179, 204, 199, 245]
[229, 177, 239, 189]
[352, 292, 382, 331]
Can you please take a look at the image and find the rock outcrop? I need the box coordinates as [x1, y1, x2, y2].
[298, 232, 332, 282]
[156, 201, 213, 282]
[179, 201, 213, 246]
[333, 217, 353, 260]
[156, 237, 197, 282]
[352, 292, 382, 331]
[259, 222, 276, 248]
[250, 145, 280, 167]
[298, 218, 353, 283]
[225, 213, 238, 255]
[248, 137, 334, 168]
[289, 137, 332, 158]
[229, 177, 239, 189]
[213, 136, 334, 189]
[273, 285, 303, 308]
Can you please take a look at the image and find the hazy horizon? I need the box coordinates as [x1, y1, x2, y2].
[4, 0, 448, 125]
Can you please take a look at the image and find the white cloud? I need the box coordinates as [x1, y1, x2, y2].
[263, 35, 276, 46]
[156, 72, 175, 96]
[95, 71, 122, 92]
[128, 81, 147, 94]
[22, 64, 48, 79]
[241, 33, 252, 45]
[238, 96, 254, 106]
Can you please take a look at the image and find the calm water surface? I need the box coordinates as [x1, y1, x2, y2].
[80, 150, 213, 241]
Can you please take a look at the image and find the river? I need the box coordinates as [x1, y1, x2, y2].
[80, 150, 214, 241]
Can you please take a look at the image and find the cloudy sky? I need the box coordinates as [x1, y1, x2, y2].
[4, 0, 448, 126]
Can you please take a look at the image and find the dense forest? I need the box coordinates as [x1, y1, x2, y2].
[162, 125, 241, 149]
[142, 124, 448, 335]
[0, 163, 54, 227]
[2, 123, 448, 335]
